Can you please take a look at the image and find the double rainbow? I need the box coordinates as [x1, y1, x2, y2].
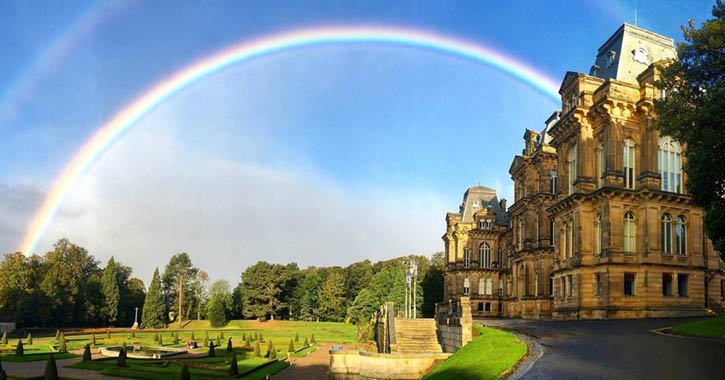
[19, 26, 561, 255]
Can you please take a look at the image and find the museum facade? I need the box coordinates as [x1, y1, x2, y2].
[442, 24, 725, 320]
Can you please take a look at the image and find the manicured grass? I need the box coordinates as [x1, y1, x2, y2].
[0, 343, 77, 362]
[424, 326, 526, 380]
[671, 316, 725, 339]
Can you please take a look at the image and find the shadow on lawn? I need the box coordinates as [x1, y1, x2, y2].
[423, 367, 489, 380]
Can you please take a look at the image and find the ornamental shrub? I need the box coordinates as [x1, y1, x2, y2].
[117, 343, 127, 367]
[16, 340, 23, 356]
[289, 339, 294, 353]
[180, 364, 191, 380]
[229, 352, 239, 377]
[59, 334, 66, 353]
[26, 333, 32, 345]
[226, 338, 233, 353]
[254, 341, 261, 357]
[208, 341, 215, 357]
[295, 332, 299, 342]
[44, 354, 58, 380]
[82, 344, 92, 361]
[91, 333, 96, 345]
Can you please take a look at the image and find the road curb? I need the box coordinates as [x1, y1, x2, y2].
[503, 332, 544, 380]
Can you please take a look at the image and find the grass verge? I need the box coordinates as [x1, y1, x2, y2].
[670, 316, 725, 339]
[423, 325, 526, 380]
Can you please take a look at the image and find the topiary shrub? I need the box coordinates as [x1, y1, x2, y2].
[295, 332, 299, 342]
[226, 338, 233, 353]
[0, 369, 6, 380]
[289, 339, 294, 353]
[269, 343, 276, 359]
[16, 340, 23, 356]
[253, 341, 261, 358]
[1, 332, 6, 345]
[180, 364, 191, 380]
[266, 340, 273, 358]
[107, 330, 111, 339]
[191, 332, 195, 340]
[82, 344, 92, 361]
[26, 333, 32, 345]
[229, 351, 239, 377]
[44, 353, 58, 380]
[311, 334, 315, 343]
[208, 341, 215, 357]
[59, 334, 66, 353]
[220, 331, 224, 339]
[158, 334, 163, 346]
[90, 333, 96, 345]
[303, 337, 309, 346]
[54, 330, 60, 342]
[117, 343, 127, 367]
[130, 330, 135, 338]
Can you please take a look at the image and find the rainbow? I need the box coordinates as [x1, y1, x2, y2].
[19, 26, 561, 255]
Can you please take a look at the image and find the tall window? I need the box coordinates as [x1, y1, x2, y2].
[478, 278, 485, 295]
[595, 214, 602, 256]
[659, 136, 682, 193]
[463, 278, 470, 295]
[549, 218, 555, 246]
[463, 247, 471, 268]
[624, 273, 636, 296]
[678, 274, 689, 297]
[561, 224, 567, 260]
[550, 170, 558, 194]
[623, 138, 635, 189]
[497, 248, 502, 267]
[624, 212, 636, 253]
[662, 273, 673, 297]
[479, 243, 491, 268]
[676, 216, 687, 255]
[485, 278, 493, 295]
[598, 145, 605, 188]
[661, 214, 672, 254]
[569, 143, 578, 194]
[518, 218, 524, 250]
[567, 223, 573, 258]
[561, 277, 567, 299]
[549, 274, 554, 296]
[595, 274, 602, 296]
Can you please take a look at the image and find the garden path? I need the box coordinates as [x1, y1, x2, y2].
[273, 342, 353, 380]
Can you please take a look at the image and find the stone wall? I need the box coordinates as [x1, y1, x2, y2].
[329, 350, 450, 380]
[0, 323, 15, 334]
[435, 296, 472, 353]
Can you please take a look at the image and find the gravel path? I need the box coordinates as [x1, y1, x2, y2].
[273, 342, 353, 380]
[3, 357, 119, 380]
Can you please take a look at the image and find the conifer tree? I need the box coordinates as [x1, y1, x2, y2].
[295, 332, 299, 342]
[106, 330, 111, 339]
[83, 344, 92, 361]
[44, 354, 58, 380]
[269, 342, 276, 359]
[101, 257, 121, 324]
[208, 341, 215, 357]
[266, 340, 273, 358]
[0, 332, 6, 345]
[59, 334, 67, 353]
[229, 352, 239, 377]
[191, 332, 195, 341]
[141, 268, 166, 328]
[246, 335, 251, 347]
[180, 364, 191, 380]
[311, 334, 315, 344]
[303, 337, 309, 346]
[16, 340, 23, 356]
[91, 333, 96, 345]
[254, 341, 261, 357]
[26, 333, 32, 345]
[226, 338, 233, 353]
[117, 343, 127, 367]
[288, 339, 294, 353]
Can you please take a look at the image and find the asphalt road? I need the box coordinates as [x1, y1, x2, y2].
[479, 318, 725, 380]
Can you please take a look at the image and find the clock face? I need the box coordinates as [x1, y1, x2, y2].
[633, 47, 649, 64]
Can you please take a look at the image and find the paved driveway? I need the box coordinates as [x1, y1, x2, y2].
[478, 318, 725, 380]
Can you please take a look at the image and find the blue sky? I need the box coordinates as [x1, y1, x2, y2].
[0, 0, 715, 283]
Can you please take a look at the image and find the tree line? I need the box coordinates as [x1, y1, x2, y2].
[0, 238, 444, 328]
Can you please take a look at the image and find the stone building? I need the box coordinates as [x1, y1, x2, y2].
[442, 24, 725, 320]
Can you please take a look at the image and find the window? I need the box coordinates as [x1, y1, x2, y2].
[676, 216, 687, 255]
[463, 278, 470, 295]
[595, 214, 602, 256]
[624, 212, 636, 253]
[464, 247, 471, 268]
[661, 214, 672, 254]
[550, 170, 558, 194]
[623, 138, 635, 189]
[561, 224, 567, 260]
[678, 274, 689, 297]
[497, 248, 502, 267]
[567, 275, 573, 297]
[662, 273, 673, 297]
[549, 218, 555, 246]
[498, 303, 503, 313]
[485, 302, 491, 312]
[598, 145, 605, 188]
[518, 218, 524, 250]
[659, 136, 682, 193]
[595, 274, 602, 296]
[567, 223, 573, 258]
[478, 278, 485, 295]
[549, 274, 554, 296]
[561, 277, 567, 298]
[569, 143, 578, 194]
[479, 243, 491, 268]
[478, 302, 484, 312]
[485, 278, 493, 295]
[624, 273, 636, 296]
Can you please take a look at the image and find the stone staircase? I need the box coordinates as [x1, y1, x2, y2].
[391, 318, 443, 353]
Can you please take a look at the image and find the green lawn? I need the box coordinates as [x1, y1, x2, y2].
[670, 316, 725, 339]
[0, 343, 78, 362]
[424, 326, 526, 380]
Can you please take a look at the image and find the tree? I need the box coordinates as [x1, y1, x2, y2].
[241, 262, 285, 319]
[254, 341, 261, 357]
[161, 253, 199, 322]
[343, 260, 373, 306]
[297, 272, 323, 321]
[44, 354, 58, 380]
[206, 280, 232, 318]
[101, 258, 121, 325]
[226, 338, 233, 353]
[315, 272, 346, 321]
[117, 343, 127, 367]
[654, 2, 725, 258]
[194, 270, 208, 320]
[82, 344, 91, 361]
[208, 294, 227, 328]
[229, 352, 239, 376]
[127, 278, 146, 325]
[208, 341, 215, 357]
[180, 364, 191, 380]
[141, 268, 166, 328]
[231, 283, 244, 319]
[421, 252, 445, 317]
[15, 340, 22, 356]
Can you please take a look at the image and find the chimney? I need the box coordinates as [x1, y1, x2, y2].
[499, 198, 507, 211]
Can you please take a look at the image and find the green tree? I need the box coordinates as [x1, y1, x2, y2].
[101, 257, 121, 325]
[421, 252, 445, 317]
[654, 1, 725, 258]
[127, 278, 146, 325]
[229, 352, 239, 376]
[241, 261, 285, 319]
[343, 260, 373, 306]
[141, 268, 166, 328]
[297, 272, 323, 321]
[82, 344, 91, 361]
[208, 341, 215, 357]
[161, 253, 199, 322]
[206, 280, 232, 319]
[231, 282, 244, 319]
[315, 272, 346, 321]
[44, 354, 58, 380]
[180, 364, 191, 380]
[15, 340, 22, 356]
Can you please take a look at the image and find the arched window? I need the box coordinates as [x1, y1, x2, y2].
[661, 214, 672, 254]
[676, 216, 687, 255]
[624, 211, 636, 253]
[623, 138, 635, 189]
[479, 243, 491, 268]
[463, 278, 470, 295]
[659, 136, 682, 193]
[595, 214, 602, 256]
[463, 247, 471, 268]
[569, 143, 578, 194]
